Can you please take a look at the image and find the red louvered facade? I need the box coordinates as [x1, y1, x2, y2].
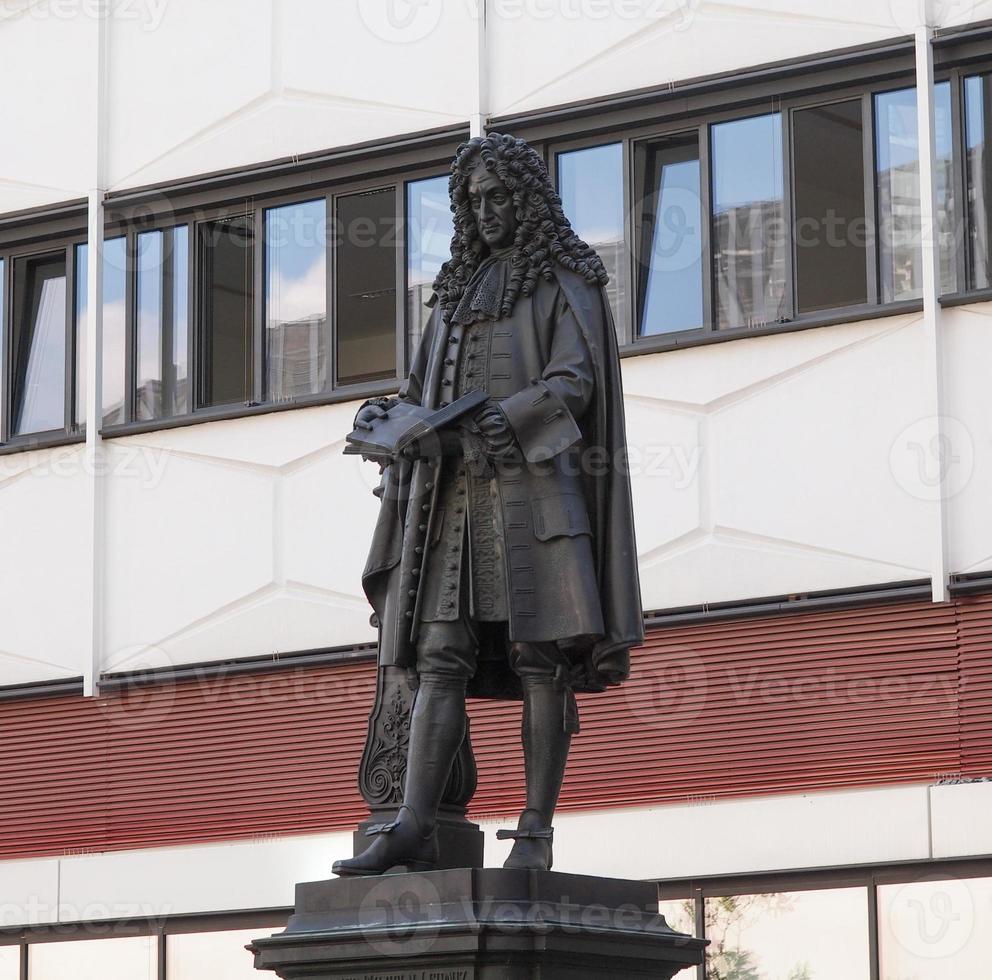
[2, 593, 991, 862]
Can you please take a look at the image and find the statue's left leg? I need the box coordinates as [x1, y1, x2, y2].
[499, 643, 578, 872]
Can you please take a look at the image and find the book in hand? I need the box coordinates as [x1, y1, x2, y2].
[344, 389, 489, 464]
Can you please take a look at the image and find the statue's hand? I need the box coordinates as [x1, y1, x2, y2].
[471, 399, 519, 461]
[354, 397, 397, 431]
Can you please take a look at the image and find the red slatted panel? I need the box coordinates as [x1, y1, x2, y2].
[0, 596, 985, 861]
[957, 593, 992, 776]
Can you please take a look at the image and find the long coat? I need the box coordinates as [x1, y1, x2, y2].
[361, 265, 644, 696]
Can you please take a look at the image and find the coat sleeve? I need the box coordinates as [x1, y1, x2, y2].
[498, 288, 594, 463]
[398, 304, 438, 408]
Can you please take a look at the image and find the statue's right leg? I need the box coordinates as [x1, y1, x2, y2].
[333, 621, 473, 876]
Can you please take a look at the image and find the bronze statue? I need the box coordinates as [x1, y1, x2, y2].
[333, 132, 643, 877]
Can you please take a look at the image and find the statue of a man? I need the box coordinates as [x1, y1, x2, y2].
[334, 132, 643, 876]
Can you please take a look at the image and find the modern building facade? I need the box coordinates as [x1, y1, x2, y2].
[3, 1, 992, 977]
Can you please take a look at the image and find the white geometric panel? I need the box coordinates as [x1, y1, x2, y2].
[104, 446, 275, 666]
[281, 448, 382, 601]
[108, 0, 477, 192]
[942, 305, 992, 575]
[626, 397, 701, 554]
[627, 315, 934, 612]
[123, 401, 359, 469]
[0, 448, 91, 682]
[0, 2, 95, 212]
[710, 318, 932, 571]
[488, 0, 906, 117]
[621, 314, 920, 407]
[638, 527, 926, 611]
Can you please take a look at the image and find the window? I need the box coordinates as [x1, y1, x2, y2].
[634, 133, 704, 336]
[167, 928, 273, 980]
[878, 876, 992, 979]
[557, 142, 626, 328]
[793, 100, 868, 313]
[705, 888, 871, 979]
[265, 200, 327, 402]
[875, 82, 955, 301]
[334, 187, 398, 387]
[28, 936, 157, 980]
[198, 215, 254, 409]
[965, 73, 992, 288]
[9, 251, 69, 438]
[75, 237, 127, 427]
[137, 226, 189, 420]
[406, 175, 453, 360]
[711, 113, 788, 330]
[0, 945, 19, 980]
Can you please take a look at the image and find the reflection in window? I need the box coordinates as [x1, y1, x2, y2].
[28, 936, 156, 980]
[634, 134, 703, 336]
[137, 226, 189, 421]
[711, 113, 787, 330]
[793, 100, 868, 313]
[168, 928, 282, 980]
[705, 888, 870, 979]
[875, 83, 955, 302]
[558, 143, 626, 328]
[335, 188, 397, 386]
[11, 251, 67, 436]
[198, 215, 254, 408]
[0, 945, 18, 979]
[265, 199, 327, 401]
[965, 74, 992, 288]
[879, 876, 992, 979]
[658, 899, 696, 936]
[406, 175, 453, 360]
[75, 238, 127, 428]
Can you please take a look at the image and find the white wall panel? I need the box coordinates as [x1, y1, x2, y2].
[0, 858, 60, 927]
[101, 404, 377, 673]
[0, 448, 91, 684]
[106, 0, 477, 191]
[930, 781, 992, 859]
[943, 305, 992, 576]
[487, 0, 907, 119]
[0, 4, 94, 214]
[627, 316, 933, 612]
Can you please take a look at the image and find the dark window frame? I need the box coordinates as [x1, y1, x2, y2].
[523, 47, 992, 357]
[0, 222, 87, 454]
[99, 137, 463, 439]
[655, 855, 992, 980]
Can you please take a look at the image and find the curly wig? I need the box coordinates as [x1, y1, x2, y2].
[432, 132, 609, 324]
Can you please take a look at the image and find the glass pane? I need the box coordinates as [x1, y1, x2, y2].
[793, 100, 869, 313]
[557, 142, 626, 330]
[635, 134, 704, 336]
[875, 82, 955, 302]
[658, 898, 696, 936]
[965, 74, 992, 288]
[0, 259, 5, 436]
[11, 251, 66, 436]
[335, 187, 397, 386]
[137, 226, 189, 420]
[0, 945, 18, 979]
[879, 876, 992, 978]
[29, 936, 157, 980]
[705, 888, 870, 979]
[74, 238, 127, 428]
[712, 112, 787, 329]
[198, 215, 254, 408]
[168, 928, 281, 980]
[406, 175, 453, 361]
[265, 199, 328, 401]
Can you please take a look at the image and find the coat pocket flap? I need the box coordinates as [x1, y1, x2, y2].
[531, 493, 591, 541]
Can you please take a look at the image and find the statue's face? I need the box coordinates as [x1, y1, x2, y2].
[466, 163, 517, 250]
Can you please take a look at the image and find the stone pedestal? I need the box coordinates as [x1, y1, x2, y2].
[249, 869, 706, 979]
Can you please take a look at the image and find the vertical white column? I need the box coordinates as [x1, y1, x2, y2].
[83, 6, 110, 696]
[914, 20, 949, 604]
[471, 0, 488, 138]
